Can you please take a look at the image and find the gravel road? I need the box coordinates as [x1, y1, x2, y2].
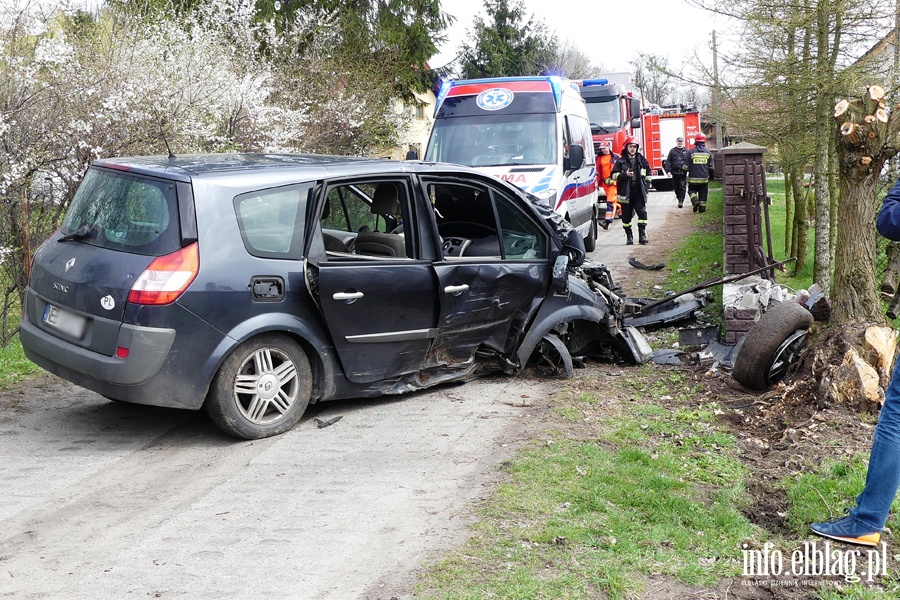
[0, 375, 547, 599]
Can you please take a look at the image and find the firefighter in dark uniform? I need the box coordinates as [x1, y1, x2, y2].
[611, 136, 652, 245]
[664, 136, 689, 208]
[684, 132, 713, 213]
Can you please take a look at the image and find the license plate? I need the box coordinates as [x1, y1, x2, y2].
[42, 304, 87, 339]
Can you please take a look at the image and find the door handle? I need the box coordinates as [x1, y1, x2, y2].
[333, 291, 364, 301]
[444, 284, 469, 295]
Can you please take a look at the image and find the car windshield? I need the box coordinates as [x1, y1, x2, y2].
[61, 167, 181, 256]
[425, 113, 556, 167]
[584, 97, 621, 132]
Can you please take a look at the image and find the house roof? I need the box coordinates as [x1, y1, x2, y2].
[857, 26, 898, 66]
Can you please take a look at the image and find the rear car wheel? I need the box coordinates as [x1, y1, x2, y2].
[731, 302, 813, 391]
[583, 210, 597, 252]
[206, 334, 312, 439]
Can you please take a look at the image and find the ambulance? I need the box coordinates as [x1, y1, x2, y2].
[423, 76, 600, 251]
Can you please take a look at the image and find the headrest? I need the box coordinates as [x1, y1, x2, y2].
[372, 183, 400, 215]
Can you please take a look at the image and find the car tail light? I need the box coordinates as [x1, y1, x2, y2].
[127, 242, 199, 305]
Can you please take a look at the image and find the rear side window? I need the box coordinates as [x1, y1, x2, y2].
[62, 168, 181, 256]
[234, 183, 312, 259]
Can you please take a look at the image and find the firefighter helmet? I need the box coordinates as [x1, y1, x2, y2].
[694, 132, 707, 143]
[623, 136, 639, 152]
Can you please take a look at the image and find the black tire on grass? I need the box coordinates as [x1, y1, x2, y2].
[731, 301, 814, 391]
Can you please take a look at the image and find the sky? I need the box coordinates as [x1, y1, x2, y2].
[430, 0, 731, 75]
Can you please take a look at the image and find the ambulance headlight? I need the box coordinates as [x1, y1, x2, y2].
[533, 189, 557, 201]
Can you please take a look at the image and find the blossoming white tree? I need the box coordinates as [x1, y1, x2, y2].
[0, 0, 436, 343]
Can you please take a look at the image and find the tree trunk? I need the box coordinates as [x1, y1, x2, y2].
[829, 135, 840, 267]
[831, 169, 882, 323]
[831, 81, 900, 323]
[790, 168, 809, 275]
[813, 140, 831, 288]
[811, 0, 833, 290]
[784, 170, 793, 254]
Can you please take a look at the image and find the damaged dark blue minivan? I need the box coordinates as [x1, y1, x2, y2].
[20, 154, 649, 439]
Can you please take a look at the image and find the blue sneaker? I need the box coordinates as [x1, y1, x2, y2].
[810, 514, 881, 547]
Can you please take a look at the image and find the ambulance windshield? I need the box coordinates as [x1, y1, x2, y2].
[425, 113, 556, 167]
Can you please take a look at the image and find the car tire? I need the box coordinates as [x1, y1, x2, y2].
[584, 210, 597, 252]
[731, 302, 813, 391]
[206, 334, 312, 439]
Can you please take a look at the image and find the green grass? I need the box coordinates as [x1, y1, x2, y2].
[665, 182, 725, 294]
[417, 399, 757, 599]
[763, 176, 816, 291]
[0, 335, 40, 389]
[783, 458, 900, 597]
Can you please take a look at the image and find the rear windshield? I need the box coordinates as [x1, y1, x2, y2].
[62, 168, 182, 256]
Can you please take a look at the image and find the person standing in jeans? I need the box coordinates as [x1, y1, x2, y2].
[810, 177, 900, 547]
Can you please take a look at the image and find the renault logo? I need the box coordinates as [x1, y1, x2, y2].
[65, 258, 76, 272]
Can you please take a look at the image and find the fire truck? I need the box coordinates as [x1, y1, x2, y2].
[578, 78, 701, 193]
[640, 103, 702, 191]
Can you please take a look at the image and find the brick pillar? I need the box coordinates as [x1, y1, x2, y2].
[719, 142, 768, 275]
[719, 142, 768, 344]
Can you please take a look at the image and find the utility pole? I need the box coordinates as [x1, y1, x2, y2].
[712, 30, 723, 149]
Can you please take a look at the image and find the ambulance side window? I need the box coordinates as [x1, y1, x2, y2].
[568, 115, 594, 163]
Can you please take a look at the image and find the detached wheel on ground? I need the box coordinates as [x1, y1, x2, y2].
[206, 334, 312, 439]
[584, 209, 598, 252]
[732, 302, 814, 391]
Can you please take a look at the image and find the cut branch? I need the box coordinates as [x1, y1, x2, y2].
[834, 99, 850, 117]
[840, 121, 860, 144]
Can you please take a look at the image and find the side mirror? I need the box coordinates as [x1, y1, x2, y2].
[552, 255, 569, 294]
[629, 98, 642, 121]
[565, 143, 585, 171]
[562, 229, 586, 267]
[631, 117, 642, 129]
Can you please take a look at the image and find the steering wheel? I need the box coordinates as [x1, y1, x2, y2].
[506, 235, 534, 255]
[442, 236, 471, 257]
[521, 146, 548, 162]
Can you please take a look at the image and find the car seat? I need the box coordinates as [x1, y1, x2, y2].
[354, 183, 407, 257]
